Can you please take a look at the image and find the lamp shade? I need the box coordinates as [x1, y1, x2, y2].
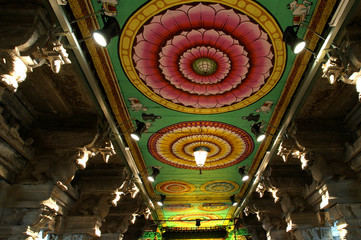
[157, 194, 166, 206]
[130, 120, 146, 141]
[251, 122, 266, 142]
[147, 166, 160, 182]
[196, 219, 201, 227]
[230, 194, 237, 206]
[238, 166, 250, 181]
[193, 146, 210, 167]
[283, 26, 306, 54]
[93, 17, 121, 47]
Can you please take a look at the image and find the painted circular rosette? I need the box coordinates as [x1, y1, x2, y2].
[163, 204, 194, 212]
[198, 203, 229, 212]
[120, 1, 286, 114]
[148, 121, 254, 170]
[167, 213, 223, 226]
[200, 180, 239, 194]
[156, 181, 196, 195]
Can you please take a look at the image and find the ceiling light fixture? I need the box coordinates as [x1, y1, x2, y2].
[130, 119, 146, 141]
[147, 166, 160, 182]
[238, 166, 249, 182]
[283, 26, 306, 54]
[251, 121, 277, 142]
[93, 16, 121, 47]
[195, 219, 201, 227]
[156, 194, 166, 207]
[230, 195, 238, 207]
[193, 146, 210, 174]
[251, 122, 266, 142]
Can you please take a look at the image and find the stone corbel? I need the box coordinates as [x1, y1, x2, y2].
[277, 134, 305, 163]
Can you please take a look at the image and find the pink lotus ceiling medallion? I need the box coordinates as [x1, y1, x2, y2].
[120, 1, 286, 114]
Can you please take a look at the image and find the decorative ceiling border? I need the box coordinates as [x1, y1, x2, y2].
[68, 0, 155, 196]
[237, 0, 338, 198]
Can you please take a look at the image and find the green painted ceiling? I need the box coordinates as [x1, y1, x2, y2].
[70, 0, 333, 233]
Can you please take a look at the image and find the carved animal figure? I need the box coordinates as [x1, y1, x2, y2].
[279, 192, 295, 215]
[303, 151, 333, 184]
[93, 194, 114, 220]
[31, 154, 79, 191]
[259, 213, 281, 232]
[287, 0, 312, 25]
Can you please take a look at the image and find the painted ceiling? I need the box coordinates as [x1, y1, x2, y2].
[68, 0, 336, 236]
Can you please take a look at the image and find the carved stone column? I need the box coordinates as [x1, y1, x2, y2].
[59, 216, 101, 237]
[327, 203, 361, 240]
[48, 233, 94, 240]
[292, 227, 332, 240]
[0, 182, 74, 240]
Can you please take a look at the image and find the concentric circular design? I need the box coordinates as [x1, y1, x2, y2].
[148, 121, 254, 170]
[163, 204, 193, 212]
[199, 203, 229, 212]
[200, 181, 239, 194]
[156, 181, 196, 195]
[168, 213, 222, 226]
[192, 58, 218, 76]
[120, 1, 286, 114]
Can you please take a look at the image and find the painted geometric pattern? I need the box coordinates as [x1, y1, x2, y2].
[121, 1, 286, 114]
[163, 204, 194, 212]
[200, 181, 239, 194]
[168, 213, 223, 227]
[156, 181, 196, 195]
[148, 121, 254, 170]
[198, 203, 229, 212]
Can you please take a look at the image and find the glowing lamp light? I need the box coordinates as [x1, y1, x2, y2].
[193, 146, 210, 167]
[283, 26, 306, 54]
[147, 166, 160, 182]
[130, 119, 146, 141]
[251, 122, 266, 142]
[93, 17, 121, 47]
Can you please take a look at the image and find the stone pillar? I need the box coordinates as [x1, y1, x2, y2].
[60, 216, 101, 237]
[327, 203, 361, 240]
[292, 227, 333, 240]
[0, 182, 74, 240]
[48, 233, 94, 240]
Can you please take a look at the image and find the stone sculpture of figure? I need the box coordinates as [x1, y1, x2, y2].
[30, 153, 79, 191]
[259, 212, 282, 232]
[277, 135, 305, 162]
[303, 151, 333, 184]
[242, 113, 260, 122]
[278, 192, 295, 217]
[117, 215, 134, 235]
[93, 194, 114, 220]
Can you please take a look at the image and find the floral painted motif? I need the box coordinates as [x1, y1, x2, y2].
[200, 181, 239, 194]
[133, 3, 274, 110]
[156, 181, 196, 195]
[148, 121, 254, 170]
